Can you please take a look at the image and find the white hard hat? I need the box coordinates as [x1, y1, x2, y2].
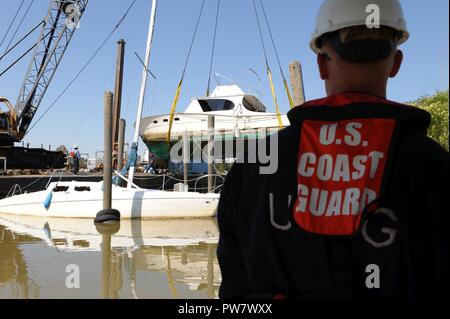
[74, 145, 78, 149]
[310, 0, 409, 54]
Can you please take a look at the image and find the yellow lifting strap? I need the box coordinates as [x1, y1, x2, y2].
[283, 78, 294, 109]
[267, 68, 283, 129]
[166, 79, 184, 144]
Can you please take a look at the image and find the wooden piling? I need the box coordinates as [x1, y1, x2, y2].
[183, 130, 189, 189]
[117, 119, 126, 172]
[112, 40, 126, 155]
[103, 91, 113, 210]
[208, 115, 215, 193]
[289, 61, 306, 106]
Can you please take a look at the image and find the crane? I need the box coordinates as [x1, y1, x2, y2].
[0, 0, 88, 170]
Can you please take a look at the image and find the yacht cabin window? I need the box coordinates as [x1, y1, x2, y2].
[198, 99, 235, 112]
[243, 96, 266, 113]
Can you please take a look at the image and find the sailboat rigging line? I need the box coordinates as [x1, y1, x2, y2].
[252, 0, 269, 69]
[0, 20, 44, 62]
[67, 67, 113, 145]
[252, 0, 283, 128]
[206, 0, 221, 97]
[3, 0, 36, 55]
[259, 0, 283, 78]
[0, 28, 52, 77]
[259, 0, 294, 108]
[134, 51, 156, 79]
[0, 0, 26, 51]
[181, 0, 206, 80]
[167, 0, 207, 143]
[24, 0, 138, 138]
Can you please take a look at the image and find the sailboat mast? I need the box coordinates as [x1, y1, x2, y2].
[128, 0, 158, 188]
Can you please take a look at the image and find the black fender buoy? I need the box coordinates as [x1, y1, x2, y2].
[95, 208, 121, 224]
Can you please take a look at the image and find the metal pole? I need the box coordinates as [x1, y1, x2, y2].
[289, 61, 306, 106]
[103, 91, 113, 210]
[183, 130, 189, 189]
[208, 115, 215, 193]
[128, 0, 158, 188]
[112, 40, 126, 153]
[117, 119, 126, 171]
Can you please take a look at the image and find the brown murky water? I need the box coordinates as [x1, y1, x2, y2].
[0, 215, 221, 299]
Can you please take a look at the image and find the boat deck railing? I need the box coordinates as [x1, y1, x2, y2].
[5, 168, 81, 198]
[132, 173, 225, 194]
[156, 173, 224, 193]
[4, 171, 224, 199]
[6, 184, 22, 198]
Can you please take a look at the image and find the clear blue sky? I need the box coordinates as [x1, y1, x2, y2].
[0, 0, 448, 158]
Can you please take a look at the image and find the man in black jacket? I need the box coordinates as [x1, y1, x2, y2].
[217, 0, 448, 299]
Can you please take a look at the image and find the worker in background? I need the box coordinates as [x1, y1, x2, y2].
[70, 145, 81, 175]
[112, 146, 119, 170]
[217, 0, 448, 299]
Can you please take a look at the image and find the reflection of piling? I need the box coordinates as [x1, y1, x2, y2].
[208, 116, 215, 193]
[95, 222, 120, 299]
[181, 248, 188, 265]
[117, 119, 126, 171]
[110, 252, 123, 299]
[289, 61, 306, 106]
[101, 233, 111, 299]
[103, 92, 113, 210]
[207, 244, 215, 299]
[165, 249, 179, 299]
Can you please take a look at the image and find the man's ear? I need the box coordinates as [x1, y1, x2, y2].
[389, 50, 403, 78]
[317, 53, 329, 80]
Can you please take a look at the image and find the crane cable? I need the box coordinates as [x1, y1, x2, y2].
[167, 0, 206, 143]
[4, 0, 35, 56]
[25, 0, 138, 137]
[0, 20, 44, 64]
[252, 0, 283, 128]
[258, 0, 294, 109]
[0, 0, 26, 51]
[206, 0, 221, 97]
[0, 20, 44, 69]
[0, 26, 50, 77]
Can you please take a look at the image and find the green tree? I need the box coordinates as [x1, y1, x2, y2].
[409, 90, 449, 151]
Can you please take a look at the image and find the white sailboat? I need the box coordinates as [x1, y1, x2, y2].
[0, 0, 220, 219]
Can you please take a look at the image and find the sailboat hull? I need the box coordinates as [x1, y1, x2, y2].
[0, 182, 219, 219]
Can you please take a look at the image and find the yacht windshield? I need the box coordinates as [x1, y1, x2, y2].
[198, 99, 235, 112]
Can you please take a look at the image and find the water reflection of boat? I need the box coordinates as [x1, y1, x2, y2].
[0, 214, 220, 299]
[0, 214, 219, 251]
